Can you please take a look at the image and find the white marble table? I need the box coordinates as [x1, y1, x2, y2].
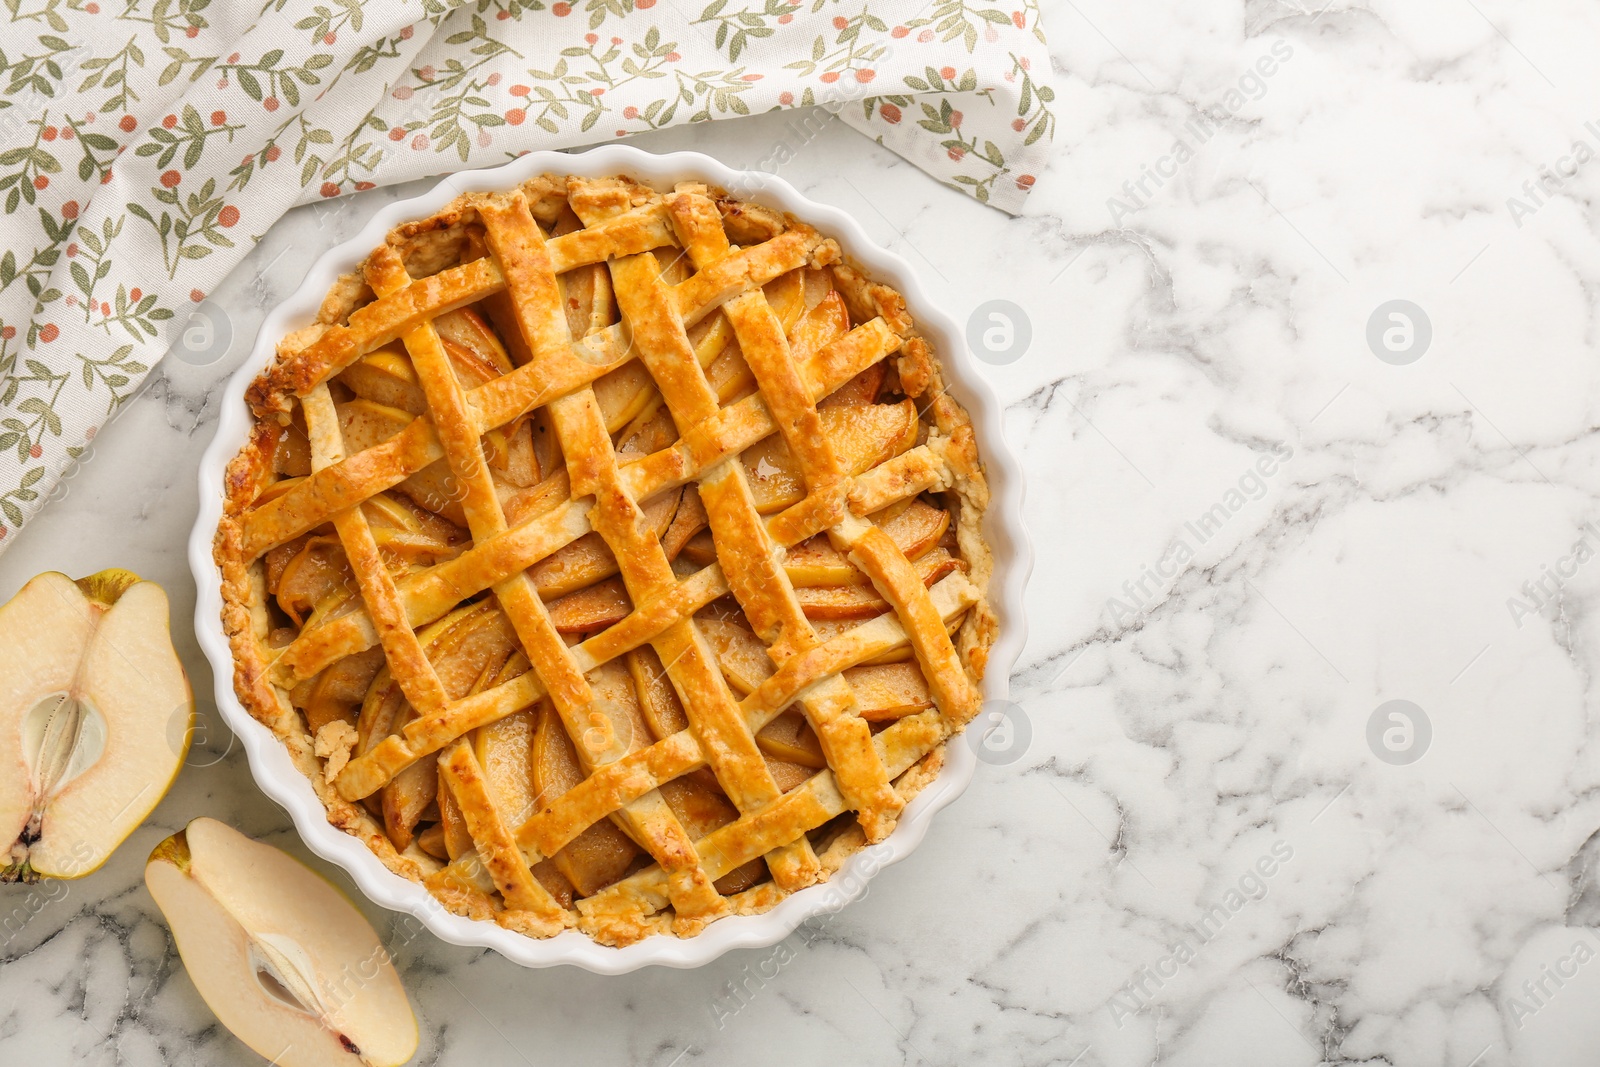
[6, 2, 1600, 1064]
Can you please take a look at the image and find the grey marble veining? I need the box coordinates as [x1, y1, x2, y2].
[5, 2, 1600, 1063]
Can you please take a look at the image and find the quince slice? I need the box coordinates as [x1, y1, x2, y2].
[741, 399, 919, 514]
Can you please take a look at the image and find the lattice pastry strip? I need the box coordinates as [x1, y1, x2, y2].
[593, 706, 948, 919]
[431, 572, 980, 919]
[247, 205, 681, 415]
[299, 385, 449, 718]
[582, 583, 976, 920]
[658, 188, 905, 841]
[359, 248, 570, 927]
[363, 241, 728, 926]
[267, 317, 901, 687]
[475, 191, 818, 896]
[565, 183, 865, 858]
[330, 423, 955, 805]
[437, 741, 564, 931]
[241, 227, 818, 561]
[216, 171, 996, 945]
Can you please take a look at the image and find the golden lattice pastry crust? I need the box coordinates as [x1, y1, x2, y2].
[216, 172, 996, 946]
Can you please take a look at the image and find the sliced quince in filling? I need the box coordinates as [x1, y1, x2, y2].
[434, 309, 539, 487]
[269, 497, 463, 632]
[820, 359, 887, 410]
[334, 392, 415, 445]
[266, 538, 334, 606]
[532, 698, 639, 897]
[592, 360, 657, 435]
[557, 256, 615, 338]
[617, 403, 681, 456]
[419, 783, 468, 863]
[657, 768, 765, 894]
[537, 490, 695, 634]
[528, 487, 681, 603]
[695, 614, 776, 695]
[482, 416, 538, 489]
[810, 609, 967, 666]
[421, 651, 575, 905]
[530, 533, 618, 603]
[545, 576, 632, 634]
[794, 547, 962, 620]
[762, 758, 815, 793]
[779, 541, 860, 588]
[268, 418, 311, 476]
[740, 398, 919, 514]
[337, 346, 425, 413]
[659, 485, 708, 563]
[627, 645, 813, 797]
[500, 462, 573, 529]
[614, 312, 756, 444]
[784, 499, 950, 587]
[473, 703, 540, 831]
[359, 492, 466, 565]
[435, 306, 514, 374]
[875, 497, 950, 553]
[379, 749, 436, 855]
[268, 535, 350, 628]
[334, 397, 467, 526]
[789, 290, 849, 362]
[301, 647, 384, 735]
[341, 601, 519, 852]
[354, 668, 405, 769]
[427, 650, 528, 867]
[591, 651, 762, 893]
[840, 663, 934, 722]
[761, 265, 808, 330]
[705, 342, 756, 407]
[581, 657, 654, 766]
[756, 710, 826, 769]
[696, 608, 933, 728]
[626, 646, 685, 741]
[334, 410, 530, 532]
[678, 505, 960, 622]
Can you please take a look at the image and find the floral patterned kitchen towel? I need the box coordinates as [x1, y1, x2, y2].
[0, 0, 1054, 548]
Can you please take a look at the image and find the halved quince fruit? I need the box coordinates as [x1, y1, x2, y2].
[1, 569, 191, 883]
[145, 817, 418, 1067]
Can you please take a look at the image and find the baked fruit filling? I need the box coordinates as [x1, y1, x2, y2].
[217, 173, 995, 945]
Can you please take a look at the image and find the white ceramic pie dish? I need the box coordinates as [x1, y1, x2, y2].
[188, 143, 1031, 973]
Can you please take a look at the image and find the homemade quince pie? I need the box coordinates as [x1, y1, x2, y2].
[216, 172, 995, 946]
